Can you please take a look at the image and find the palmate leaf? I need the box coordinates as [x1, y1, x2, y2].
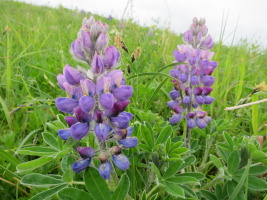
[84, 167, 111, 200]
[42, 132, 61, 150]
[227, 150, 240, 174]
[155, 125, 172, 145]
[162, 182, 184, 197]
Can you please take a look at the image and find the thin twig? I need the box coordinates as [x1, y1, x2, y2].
[225, 98, 267, 111]
[0, 177, 30, 196]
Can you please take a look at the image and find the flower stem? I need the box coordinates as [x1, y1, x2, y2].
[146, 184, 159, 198]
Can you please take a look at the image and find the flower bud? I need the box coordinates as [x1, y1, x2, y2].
[71, 38, 86, 61]
[169, 113, 182, 124]
[65, 116, 78, 127]
[98, 161, 112, 180]
[72, 158, 91, 173]
[94, 123, 110, 141]
[118, 137, 138, 148]
[112, 86, 133, 101]
[79, 95, 95, 112]
[63, 64, 85, 85]
[58, 129, 71, 140]
[100, 93, 114, 109]
[55, 97, 78, 114]
[77, 147, 95, 158]
[92, 52, 104, 74]
[112, 154, 130, 171]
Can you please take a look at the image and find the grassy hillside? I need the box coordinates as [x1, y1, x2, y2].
[1, 1, 267, 198]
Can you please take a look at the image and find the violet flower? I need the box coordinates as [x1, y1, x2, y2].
[55, 16, 136, 177]
[167, 17, 217, 148]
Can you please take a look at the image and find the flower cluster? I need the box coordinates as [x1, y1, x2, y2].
[168, 17, 217, 129]
[55, 16, 137, 179]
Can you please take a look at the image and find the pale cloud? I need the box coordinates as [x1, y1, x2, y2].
[17, 0, 267, 46]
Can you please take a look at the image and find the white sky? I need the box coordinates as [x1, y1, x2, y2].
[17, 0, 267, 47]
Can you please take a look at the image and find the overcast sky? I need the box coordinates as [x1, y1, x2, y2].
[17, 0, 267, 47]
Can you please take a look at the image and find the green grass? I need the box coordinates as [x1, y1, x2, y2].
[1, 0, 267, 199]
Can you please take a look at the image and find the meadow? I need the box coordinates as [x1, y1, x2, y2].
[1, 0, 267, 199]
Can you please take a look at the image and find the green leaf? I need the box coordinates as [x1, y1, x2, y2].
[140, 125, 154, 148]
[227, 150, 240, 174]
[58, 188, 93, 200]
[42, 132, 60, 150]
[162, 182, 184, 197]
[18, 146, 58, 156]
[176, 172, 205, 180]
[21, 173, 64, 187]
[170, 147, 188, 155]
[223, 132, 234, 150]
[149, 193, 158, 200]
[17, 156, 54, 173]
[138, 144, 152, 153]
[165, 176, 199, 184]
[62, 168, 75, 182]
[84, 167, 111, 200]
[247, 176, 267, 191]
[0, 149, 20, 166]
[229, 159, 251, 200]
[210, 154, 223, 169]
[60, 155, 76, 173]
[111, 173, 130, 200]
[163, 160, 183, 178]
[29, 184, 67, 200]
[168, 141, 183, 153]
[235, 165, 267, 176]
[180, 185, 197, 198]
[251, 150, 266, 160]
[155, 125, 172, 145]
[150, 162, 162, 180]
[200, 190, 216, 200]
[215, 183, 223, 200]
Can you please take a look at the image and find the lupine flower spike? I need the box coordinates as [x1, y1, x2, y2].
[55, 16, 137, 179]
[167, 17, 217, 148]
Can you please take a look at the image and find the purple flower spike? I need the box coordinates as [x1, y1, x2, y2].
[94, 123, 110, 141]
[57, 74, 66, 90]
[79, 95, 95, 112]
[55, 97, 78, 114]
[112, 86, 133, 101]
[58, 129, 71, 140]
[112, 154, 130, 171]
[169, 113, 182, 124]
[70, 122, 89, 140]
[118, 137, 138, 148]
[92, 52, 104, 74]
[102, 45, 120, 69]
[72, 158, 91, 173]
[65, 116, 78, 127]
[98, 161, 112, 180]
[202, 75, 215, 86]
[100, 93, 114, 109]
[63, 64, 84, 85]
[71, 38, 86, 62]
[77, 147, 95, 158]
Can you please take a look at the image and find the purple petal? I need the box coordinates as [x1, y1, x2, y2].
[79, 95, 95, 112]
[203, 96, 214, 104]
[169, 113, 182, 124]
[102, 45, 120, 69]
[55, 98, 78, 114]
[74, 107, 91, 123]
[112, 86, 133, 101]
[57, 74, 66, 90]
[82, 31, 93, 52]
[98, 161, 112, 180]
[94, 123, 110, 141]
[187, 118, 196, 129]
[58, 129, 71, 140]
[112, 154, 130, 171]
[92, 52, 104, 74]
[173, 50, 186, 62]
[196, 118, 207, 129]
[182, 96, 191, 105]
[63, 64, 84, 85]
[93, 110, 104, 123]
[77, 147, 95, 158]
[190, 76, 199, 85]
[65, 116, 78, 127]
[118, 137, 138, 148]
[96, 77, 111, 94]
[95, 32, 108, 52]
[80, 79, 96, 96]
[193, 87, 202, 95]
[100, 93, 114, 109]
[195, 95, 204, 105]
[107, 70, 123, 89]
[202, 76, 215, 86]
[71, 38, 86, 61]
[169, 90, 180, 100]
[106, 100, 130, 117]
[72, 158, 91, 173]
[178, 74, 188, 83]
[70, 122, 89, 140]
[202, 87, 213, 95]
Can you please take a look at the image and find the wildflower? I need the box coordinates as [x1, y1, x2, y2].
[167, 17, 217, 148]
[56, 16, 136, 178]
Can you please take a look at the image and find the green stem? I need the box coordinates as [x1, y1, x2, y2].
[146, 184, 159, 198]
[201, 175, 223, 190]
